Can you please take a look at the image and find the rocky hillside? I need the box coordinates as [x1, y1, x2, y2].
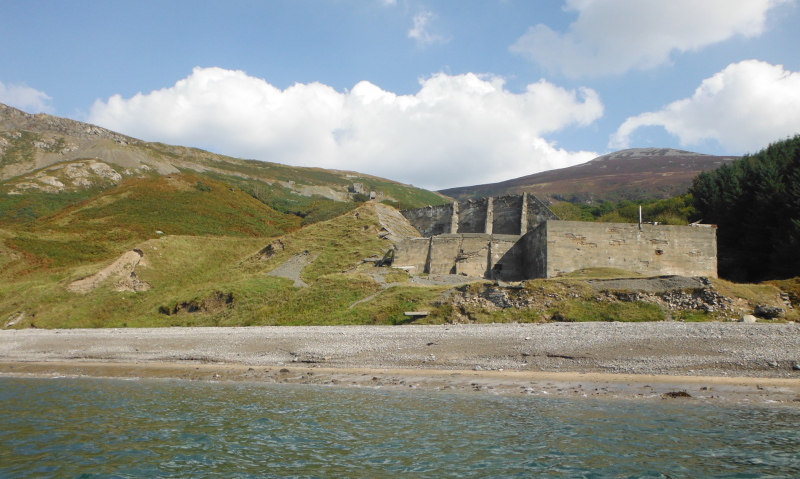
[0, 102, 451, 285]
[0, 102, 447, 209]
[440, 148, 737, 203]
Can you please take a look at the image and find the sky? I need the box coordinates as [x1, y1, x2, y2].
[1, 0, 799, 190]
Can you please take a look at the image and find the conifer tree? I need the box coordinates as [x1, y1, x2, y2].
[689, 135, 800, 281]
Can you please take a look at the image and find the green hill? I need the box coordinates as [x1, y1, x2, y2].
[1, 103, 794, 329]
[0, 102, 448, 227]
[0, 202, 449, 328]
[2, 173, 301, 272]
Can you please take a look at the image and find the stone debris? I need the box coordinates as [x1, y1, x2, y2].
[440, 275, 780, 323]
[662, 391, 692, 398]
[68, 249, 150, 293]
[754, 305, 785, 319]
[114, 271, 152, 293]
[3, 312, 25, 329]
[265, 251, 319, 287]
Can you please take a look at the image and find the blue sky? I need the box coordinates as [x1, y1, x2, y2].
[2, 0, 799, 190]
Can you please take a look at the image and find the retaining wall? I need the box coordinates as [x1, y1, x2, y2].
[401, 203, 454, 237]
[402, 194, 558, 237]
[534, 221, 718, 278]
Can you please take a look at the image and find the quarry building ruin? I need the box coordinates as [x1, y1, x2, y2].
[393, 193, 718, 280]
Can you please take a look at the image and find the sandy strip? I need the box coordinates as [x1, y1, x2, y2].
[2, 361, 799, 405]
[1, 323, 799, 404]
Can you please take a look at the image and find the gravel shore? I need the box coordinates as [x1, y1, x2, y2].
[2, 323, 799, 403]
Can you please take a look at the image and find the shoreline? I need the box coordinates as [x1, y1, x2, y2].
[3, 361, 800, 404]
[2, 323, 799, 404]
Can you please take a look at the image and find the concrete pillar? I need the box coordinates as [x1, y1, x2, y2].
[450, 202, 459, 234]
[520, 194, 529, 235]
[485, 197, 494, 234]
[424, 236, 433, 274]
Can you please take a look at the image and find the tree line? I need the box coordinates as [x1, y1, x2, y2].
[689, 135, 800, 282]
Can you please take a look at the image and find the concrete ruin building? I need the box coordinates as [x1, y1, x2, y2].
[393, 193, 718, 280]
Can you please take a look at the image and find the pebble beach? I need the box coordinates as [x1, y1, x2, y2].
[2, 322, 799, 403]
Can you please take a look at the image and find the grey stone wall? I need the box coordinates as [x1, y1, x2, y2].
[393, 233, 523, 280]
[540, 221, 718, 278]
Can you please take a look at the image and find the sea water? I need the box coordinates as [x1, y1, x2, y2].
[1, 377, 798, 478]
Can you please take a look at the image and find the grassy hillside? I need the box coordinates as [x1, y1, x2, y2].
[1, 199, 793, 329]
[1, 104, 792, 329]
[0, 203, 449, 328]
[1, 102, 450, 251]
[1, 173, 301, 274]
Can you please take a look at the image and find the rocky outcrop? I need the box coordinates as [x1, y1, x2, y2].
[0, 103, 138, 144]
[8, 159, 133, 194]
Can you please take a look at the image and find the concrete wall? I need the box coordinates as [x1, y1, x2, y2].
[401, 204, 454, 237]
[394, 221, 717, 280]
[525, 194, 560, 233]
[392, 237, 430, 273]
[492, 195, 524, 235]
[522, 222, 548, 279]
[457, 199, 489, 234]
[394, 233, 524, 279]
[451, 234, 489, 277]
[427, 235, 462, 274]
[403, 193, 559, 238]
[489, 234, 525, 281]
[540, 221, 718, 278]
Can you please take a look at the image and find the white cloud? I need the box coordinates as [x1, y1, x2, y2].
[408, 10, 449, 47]
[511, 0, 790, 77]
[610, 60, 800, 152]
[0, 81, 54, 113]
[89, 67, 603, 190]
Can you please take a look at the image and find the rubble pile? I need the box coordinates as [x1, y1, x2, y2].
[440, 276, 785, 322]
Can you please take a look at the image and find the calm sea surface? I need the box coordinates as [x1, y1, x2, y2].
[1, 377, 798, 478]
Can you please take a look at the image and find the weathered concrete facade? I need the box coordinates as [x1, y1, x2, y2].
[400, 203, 454, 237]
[531, 221, 718, 278]
[392, 233, 526, 280]
[393, 194, 718, 279]
[402, 193, 559, 237]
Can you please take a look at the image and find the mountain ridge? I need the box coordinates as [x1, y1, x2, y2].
[440, 147, 737, 203]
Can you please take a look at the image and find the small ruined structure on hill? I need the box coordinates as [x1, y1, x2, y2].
[394, 193, 717, 280]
